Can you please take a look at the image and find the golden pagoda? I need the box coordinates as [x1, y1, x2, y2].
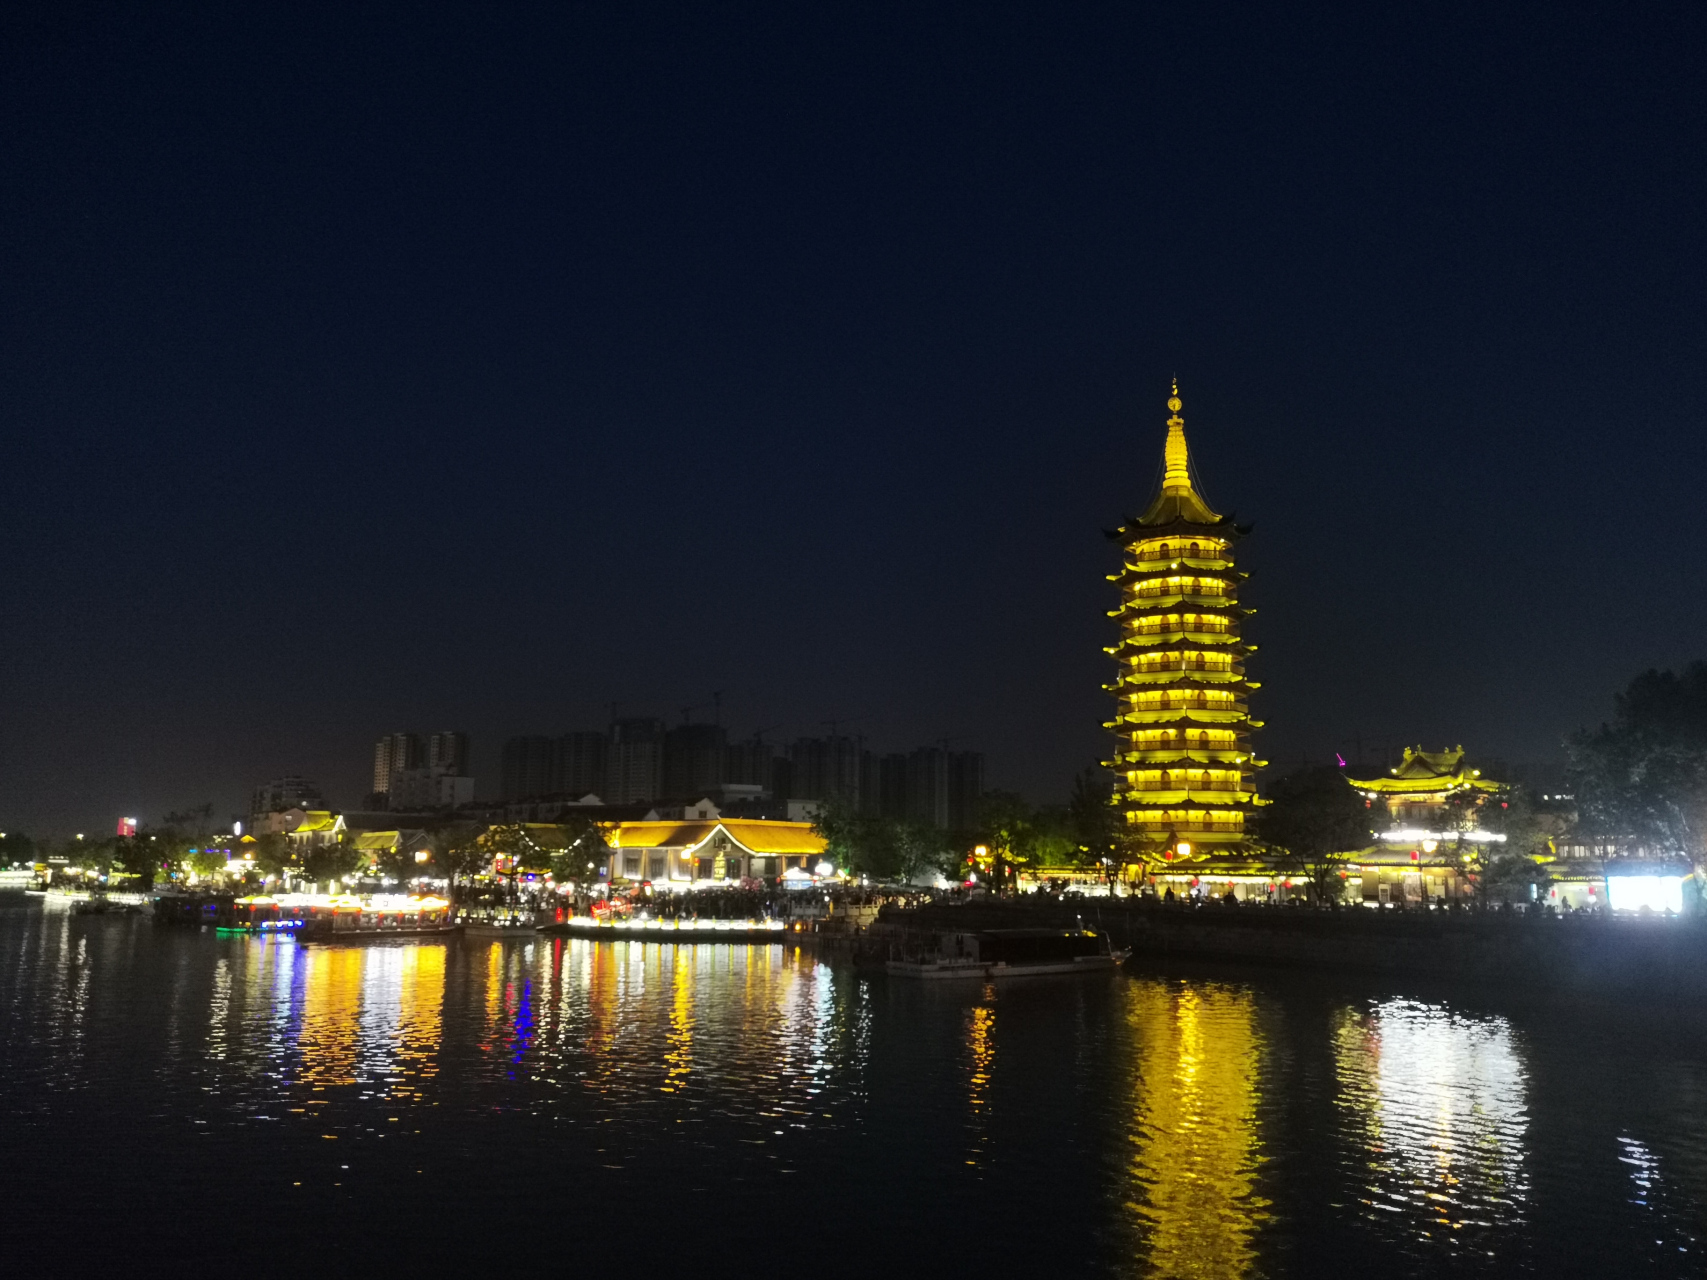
[1104, 385, 1264, 862]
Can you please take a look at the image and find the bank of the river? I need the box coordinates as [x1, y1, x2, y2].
[870, 898, 1707, 997]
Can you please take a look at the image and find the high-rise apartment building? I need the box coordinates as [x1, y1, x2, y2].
[867, 746, 984, 829]
[425, 731, 469, 774]
[250, 775, 325, 823]
[372, 733, 422, 797]
[501, 736, 557, 800]
[947, 750, 985, 831]
[663, 723, 727, 799]
[607, 718, 665, 804]
[905, 747, 951, 829]
[789, 736, 862, 805]
[554, 731, 607, 797]
[724, 737, 775, 794]
[877, 752, 909, 819]
[375, 730, 473, 810]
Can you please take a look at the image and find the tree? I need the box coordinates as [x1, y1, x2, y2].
[424, 823, 491, 915]
[0, 832, 37, 866]
[977, 791, 1036, 894]
[1258, 764, 1372, 904]
[1068, 768, 1127, 891]
[811, 801, 958, 882]
[114, 834, 163, 889]
[1570, 662, 1707, 894]
[555, 813, 611, 883]
[300, 839, 362, 889]
[1461, 784, 1552, 906]
[252, 833, 295, 884]
[890, 821, 955, 883]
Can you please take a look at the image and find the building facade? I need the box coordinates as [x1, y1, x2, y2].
[251, 776, 326, 825]
[1106, 386, 1264, 859]
[1344, 746, 1501, 905]
[605, 818, 827, 885]
[372, 733, 421, 798]
[607, 717, 665, 803]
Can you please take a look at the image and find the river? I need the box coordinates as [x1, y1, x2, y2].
[3, 893, 1703, 1277]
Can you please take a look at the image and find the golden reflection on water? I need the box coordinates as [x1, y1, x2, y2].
[1333, 999, 1528, 1242]
[297, 947, 365, 1088]
[288, 944, 446, 1095]
[662, 946, 694, 1092]
[388, 946, 444, 1098]
[1118, 980, 1267, 1280]
[964, 998, 996, 1169]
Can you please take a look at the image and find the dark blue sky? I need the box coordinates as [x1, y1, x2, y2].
[3, 2, 1704, 834]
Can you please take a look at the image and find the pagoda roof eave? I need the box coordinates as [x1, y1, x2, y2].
[1121, 710, 1250, 726]
[1348, 776, 1500, 795]
[1110, 515, 1252, 542]
[1116, 673, 1250, 690]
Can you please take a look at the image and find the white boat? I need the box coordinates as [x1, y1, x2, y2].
[884, 927, 1129, 979]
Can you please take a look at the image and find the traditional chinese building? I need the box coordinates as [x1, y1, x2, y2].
[604, 818, 828, 885]
[1344, 746, 1500, 904]
[1105, 386, 1265, 868]
[1345, 745, 1497, 829]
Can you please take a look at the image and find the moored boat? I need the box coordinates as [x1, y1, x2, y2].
[885, 927, 1129, 979]
[461, 919, 539, 938]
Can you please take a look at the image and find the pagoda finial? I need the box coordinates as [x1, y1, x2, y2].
[1162, 382, 1192, 493]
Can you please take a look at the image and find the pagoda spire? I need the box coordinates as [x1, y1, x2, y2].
[1162, 381, 1193, 493]
[1136, 380, 1221, 525]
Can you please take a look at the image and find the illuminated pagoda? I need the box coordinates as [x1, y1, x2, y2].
[1105, 385, 1264, 868]
[1344, 745, 1498, 833]
[1343, 746, 1502, 905]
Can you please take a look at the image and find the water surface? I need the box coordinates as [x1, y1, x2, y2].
[3, 895, 1702, 1276]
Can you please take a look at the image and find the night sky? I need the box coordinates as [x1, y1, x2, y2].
[3, 3, 1704, 835]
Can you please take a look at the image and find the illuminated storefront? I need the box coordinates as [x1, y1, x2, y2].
[604, 818, 829, 886]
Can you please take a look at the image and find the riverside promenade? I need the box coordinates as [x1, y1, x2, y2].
[873, 898, 1707, 999]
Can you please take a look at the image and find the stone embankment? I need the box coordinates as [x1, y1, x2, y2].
[875, 899, 1707, 996]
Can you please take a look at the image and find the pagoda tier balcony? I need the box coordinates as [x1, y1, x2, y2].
[1126, 818, 1248, 835]
[1120, 649, 1247, 669]
[1123, 782, 1254, 796]
[1120, 537, 1235, 560]
[1119, 549, 1236, 570]
[1120, 790, 1256, 806]
[1121, 689, 1250, 711]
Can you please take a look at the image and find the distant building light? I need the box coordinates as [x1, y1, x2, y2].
[1606, 875, 1685, 914]
[117, 817, 138, 837]
[1381, 828, 1505, 844]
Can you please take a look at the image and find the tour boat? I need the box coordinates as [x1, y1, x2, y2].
[226, 892, 455, 941]
[884, 928, 1129, 979]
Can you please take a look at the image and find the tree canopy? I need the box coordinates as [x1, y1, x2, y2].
[1258, 764, 1372, 902]
[1570, 661, 1707, 872]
